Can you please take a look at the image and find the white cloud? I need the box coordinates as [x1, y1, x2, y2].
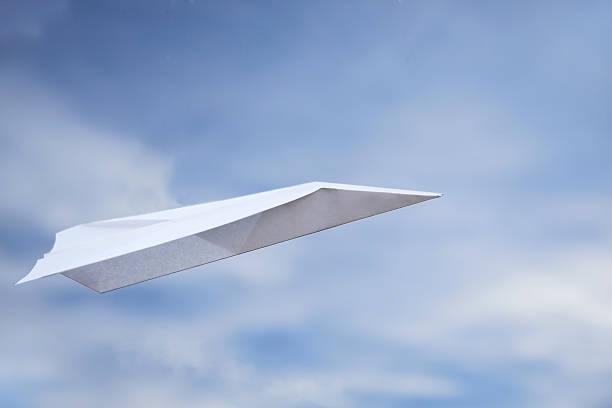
[0, 69, 176, 230]
[265, 371, 458, 407]
[354, 88, 544, 188]
[334, 243, 612, 408]
[1, 2, 611, 407]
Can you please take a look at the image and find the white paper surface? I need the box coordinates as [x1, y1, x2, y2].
[18, 182, 441, 292]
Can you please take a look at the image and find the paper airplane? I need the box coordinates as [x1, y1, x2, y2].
[18, 182, 441, 292]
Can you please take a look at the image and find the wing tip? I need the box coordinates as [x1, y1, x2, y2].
[15, 275, 31, 286]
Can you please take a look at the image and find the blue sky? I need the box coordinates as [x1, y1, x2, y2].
[1, 1, 611, 407]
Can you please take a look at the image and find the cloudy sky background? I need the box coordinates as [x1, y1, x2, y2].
[1, 1, 611, 407]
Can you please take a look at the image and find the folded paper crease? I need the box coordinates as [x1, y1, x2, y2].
[18, 182, 441, 292]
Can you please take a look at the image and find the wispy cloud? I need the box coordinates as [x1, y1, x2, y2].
[1, 1, 611, 407]
[0, 69, 176, 230]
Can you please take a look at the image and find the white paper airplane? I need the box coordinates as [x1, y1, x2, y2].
[17, 182, 441, 292]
